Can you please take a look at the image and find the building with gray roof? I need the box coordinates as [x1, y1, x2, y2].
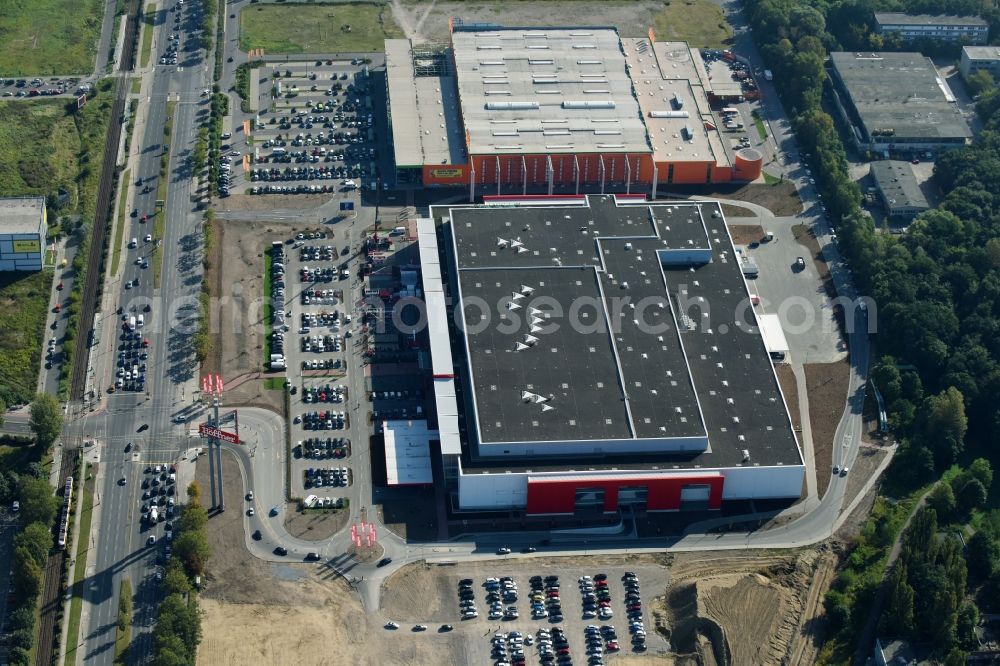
[874, 13, 988, 45]
[418, 194, 803, 514]
[0, 197, 46, 272]
[870, 160, 929, 220]
[829, 51, 972, 156]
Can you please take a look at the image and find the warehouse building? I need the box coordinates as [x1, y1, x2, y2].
[870, 160, 929, 220]
[959, 45, 1000, 79]
[418, 194, 804, 516]
[874, 13, 988, 45]
[0, 197, 46, 272]
[829, 51, 972, 157]
[386, 23, 762, 198]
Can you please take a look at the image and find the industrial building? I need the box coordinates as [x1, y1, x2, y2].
[385, 23, 763, 198]
[0, 197, 46, 272]
[959, 45, 1000, 79]
[829, 51, 972, 156]
[874, 13, 988, 45]
[418, 194, 804, 516]
[870, 160, 929, 220]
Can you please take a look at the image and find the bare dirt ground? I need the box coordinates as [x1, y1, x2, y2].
[207, 218, 284, 412]
[283, 506, 349, 541]
[727, 224, 764, 246]
[774, 364, 801, 432]
[216, 192, 331, 212]
[804, 360, 851, 499]
[658, 549, 838, 666]
[845, 445, 889, 507]
[721, 203, 755, 218]
[196, 452, 461, 666]
[399, 1, 672, 43]
[695, 182, 803, 217]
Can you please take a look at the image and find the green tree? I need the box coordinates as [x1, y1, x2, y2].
[957, 601, 980, 649]
[11, 546, 43, 600]
[7, 646, 30, 666]
[13, 522, 53, 567]
[177, 500, 208, 534]
[155, 593, 202, 660]
[187, 480, 201, 502]
[956, 477, 988, 515]
[885, 563, 915, 635]
[927, 483, 957, 521]
[945, 648, 969, 666]
[824, 588, 850, 630]
[161, 559, 192, 597]
[965, 69, 995, 97]
[967, 532, 999, 582]
[173, 530, 211, 577]
[16, 476, 57, 529]
[28, 393, 62, 447]
[921, 387, 968, 468]
[0, 397, 6, 427]
[6, 606, 34, 632]
[969, 458, 994, 491]
[8, 628, 33, 650]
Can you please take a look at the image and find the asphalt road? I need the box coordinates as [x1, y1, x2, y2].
[81, 0, 212, 663]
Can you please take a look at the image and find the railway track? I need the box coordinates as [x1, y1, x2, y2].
[34, 450, 78, 666]
[42, 2, 142, 662]
[69, 0, 142, 401]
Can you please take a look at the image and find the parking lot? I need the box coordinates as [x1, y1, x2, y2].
[0, 76, 88, 98]
[271, 231, 358, 502]
[383, 563, 670, 665]
[232, 60, 382, 197]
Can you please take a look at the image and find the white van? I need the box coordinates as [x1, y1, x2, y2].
[129, 315, 136, 330]
[343, 179, 357, 190]
[129, 238, 138, 248]
[137, 314, 144, 328]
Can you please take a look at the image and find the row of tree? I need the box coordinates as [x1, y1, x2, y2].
[150, 482, 210, 666]
[4, 473, 60, 666]
[744, 0, 1000, 658]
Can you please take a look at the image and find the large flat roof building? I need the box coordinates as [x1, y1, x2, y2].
[419, 194, 803, 515]
[0, 197, 46, 272]
[874, 13, 988, 45]
[385, 23, 764, 197]
[829, 51, 972, 156]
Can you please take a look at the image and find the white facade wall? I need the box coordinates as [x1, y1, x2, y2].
[478, 434, 708, 458]
[456, 463, 805, 510]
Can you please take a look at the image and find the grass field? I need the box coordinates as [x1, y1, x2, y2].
[140, 5, 156, 68]
[239, 3, 403, 54]
[153, 101, 176, 288]
[64, 463, 95, 666]
[751, 109, 768, 141]
[114, 579, 131, 664]
[112, 169, 130, 276]
[131, 77, 141, 95]
[0, 0, 104, 75]
[763, 171, 782, 185]
[651, 0, 732, 49]
[0, 270, 52, 407]
[263, 376, 285, 390]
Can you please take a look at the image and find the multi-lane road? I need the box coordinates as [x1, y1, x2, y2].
[78, 0, 212, 663]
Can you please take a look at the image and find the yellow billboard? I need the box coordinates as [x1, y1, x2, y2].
[12, 239, 40, 253]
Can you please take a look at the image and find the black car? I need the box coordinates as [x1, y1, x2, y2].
[377, 557, 392, 567]
[274, 546, 288, 556]
[252, 530, 262, 541]
[439, 624, 453, 632]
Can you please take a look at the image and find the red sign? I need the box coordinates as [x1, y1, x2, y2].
[198, 423, 240, 444]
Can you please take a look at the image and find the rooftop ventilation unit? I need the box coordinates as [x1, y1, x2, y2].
[563, 100, 615, 109]
[672, 92, 684, 109]
[649, 110, 690, 118]
[486, 101, 539, 110]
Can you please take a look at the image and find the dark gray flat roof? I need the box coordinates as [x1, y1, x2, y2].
[830, 52, 971, 142]
[442, 195, 801, 470]
[871, 160, 929, 210]
[874, 12, 987, 28]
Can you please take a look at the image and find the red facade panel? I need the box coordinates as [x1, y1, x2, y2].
[525, 474, 724, 515]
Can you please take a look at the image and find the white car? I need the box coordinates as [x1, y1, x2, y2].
[497, 546, 511, 555]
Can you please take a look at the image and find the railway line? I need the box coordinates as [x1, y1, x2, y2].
[69, 0, 142, 401]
